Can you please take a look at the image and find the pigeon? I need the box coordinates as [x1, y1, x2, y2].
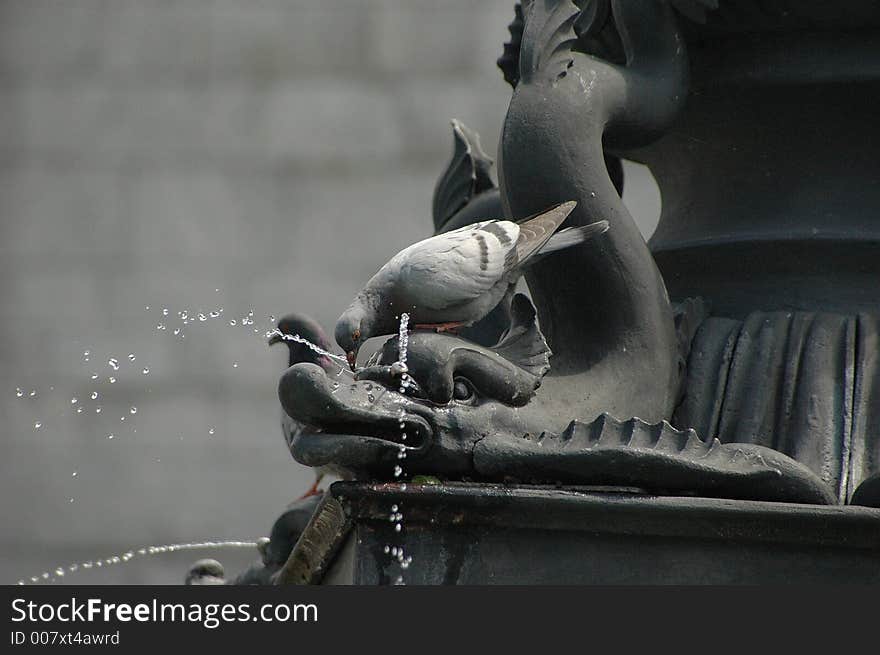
[185, 559, 226, 585]
[335, 200, 608, 367]
[268, 314, 338, 498]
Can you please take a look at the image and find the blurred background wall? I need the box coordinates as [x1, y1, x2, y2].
[0, 0, 660, 584]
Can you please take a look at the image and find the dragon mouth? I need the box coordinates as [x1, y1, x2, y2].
[307, 413, 432, 451]
[279, 363, 435, 470]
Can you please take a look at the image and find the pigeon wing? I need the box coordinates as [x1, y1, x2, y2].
[397, 225, 517, 312]
[513, 200, 577, 267]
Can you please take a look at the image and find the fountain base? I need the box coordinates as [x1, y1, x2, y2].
[278, 482, 880, 585]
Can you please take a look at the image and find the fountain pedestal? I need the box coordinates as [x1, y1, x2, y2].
[278, 483, 880, 585]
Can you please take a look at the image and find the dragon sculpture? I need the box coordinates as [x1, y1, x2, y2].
[275, 0, 880, 509]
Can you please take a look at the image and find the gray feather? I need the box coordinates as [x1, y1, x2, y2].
[513, 200, 578, 265]
[537, 220, 609, 256]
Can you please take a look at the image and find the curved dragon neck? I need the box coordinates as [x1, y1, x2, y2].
[497, 0, 686, 422]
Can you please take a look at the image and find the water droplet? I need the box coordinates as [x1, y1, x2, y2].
[108, 358, 119, 370]
[91, 391, 98, 400]
[68, 498, 74, 504]
[120, 416, 125, 422]
[70, 397, 78, 404]
[71, 471, 77, 477]
[96, 407, 102, 414]
[128, 353, 136, 362]
[142, 367, 150, 375]
[210, 310, 220, 318]
[393, 465, 403, 477]
[107, 433, 114, 440]
[395, 523, 402, 533]
[83, 350, 90, 358]
[384, 545, 390, 554]
[198, 313, 207, 322]
[34, 422, 42, 430]
[15, 387, 23, 397]
[157, 323, 166, 331]
[208, 428, 215, 435]
[130, 406, 137, 415]
[90, 374, 98, 380]
[229, 320, 237, 326]
[391, 504, 398, 512]
[29, 390, 36, 397]
[173, 328, 180, 336]
[108, 377, 116, 384]
[232, 362, 238, 368]
[76, 407, 82, 414]
[162, 308, 169, 316]
[145, 305, 150, 311]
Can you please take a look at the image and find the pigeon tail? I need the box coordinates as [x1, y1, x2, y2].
[536, 220, 609, 256]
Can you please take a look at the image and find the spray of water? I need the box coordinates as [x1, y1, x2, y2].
[384, 312, 414, 584]
[11, 297, 351, 583]
[17, 540, 258, 585]
[264, 329, 354, 376]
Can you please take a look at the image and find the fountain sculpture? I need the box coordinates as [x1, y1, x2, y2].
[191, 0, 880, 585]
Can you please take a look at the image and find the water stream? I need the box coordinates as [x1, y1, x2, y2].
[18, 540, 258, 585]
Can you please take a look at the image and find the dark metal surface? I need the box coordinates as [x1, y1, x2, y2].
[313, 482, 880, 585]
[261, 0, 880, 584]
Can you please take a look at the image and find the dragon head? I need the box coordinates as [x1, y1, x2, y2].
[278, 295, 551, 478]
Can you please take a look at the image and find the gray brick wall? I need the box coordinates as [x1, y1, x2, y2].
[0, 0, 659, 584]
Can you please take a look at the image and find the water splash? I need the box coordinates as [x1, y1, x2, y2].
[386, 312, 411, 585]
[17, 540, 258, 585]
[265, 328, 354, 374]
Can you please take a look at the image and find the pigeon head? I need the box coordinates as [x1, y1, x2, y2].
[269, 313, 333, 370]
[335, 304, 368, 370]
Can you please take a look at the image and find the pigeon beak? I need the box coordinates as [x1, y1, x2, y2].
[346, 351, 357, 371]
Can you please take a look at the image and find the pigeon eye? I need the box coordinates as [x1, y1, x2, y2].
[452, 378, 474, 402]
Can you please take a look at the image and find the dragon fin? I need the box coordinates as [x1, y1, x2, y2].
[491, 293, 552, 381]
[432, 119, 496, 232]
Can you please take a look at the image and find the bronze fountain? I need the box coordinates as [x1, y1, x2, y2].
[191, 0, 880, 585]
